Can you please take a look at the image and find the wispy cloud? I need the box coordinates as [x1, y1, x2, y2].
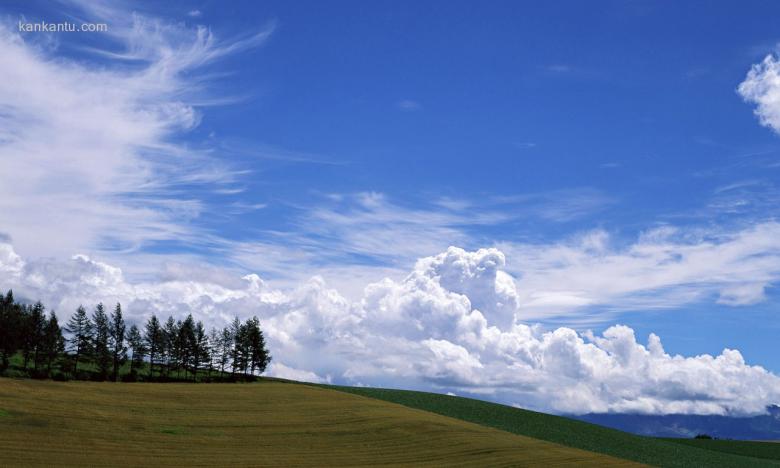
[500, 222, 780, 321]
[397, 99, 422, 111]
[216, 140, 346, 166]
[542, 64, 572, 73]
[489, 187, 615, 222]
[0, 1, 273, 259]
[267, 189, 609, 269]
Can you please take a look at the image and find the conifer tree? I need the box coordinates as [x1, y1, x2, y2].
[192, 321, 208, 381]
[219, 326, 232, 376]
[127, 324, 146, 376]
[109, 303, 127, 381]
[92, 303, 111, 380]
[42, 311, 64, 375]
[179, 315, 195, 379]
[0, 290, 21, 371]
[65, 306, 92, 373]
[207, 327, 220, 377]
[246, 316, 272, 375]
[163, 316, 178, 377]
[144, 315, 162, 378]
[230, 317, 244, 376]
[29, 302, 46, 371]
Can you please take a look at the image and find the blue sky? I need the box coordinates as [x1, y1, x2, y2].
[2, 0, 780, 413]
[160, 1, 780, 367]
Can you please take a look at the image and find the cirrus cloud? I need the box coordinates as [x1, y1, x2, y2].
[0, 2, 273, 260]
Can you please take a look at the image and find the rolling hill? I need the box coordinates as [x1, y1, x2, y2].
[0, 379, 636, 467]
[325, 384, 780, 467]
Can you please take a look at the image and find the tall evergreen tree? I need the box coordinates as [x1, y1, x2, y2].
[0, 290, 21, 371]
[144, 315, 162, 378]
[207, 327, 220, 377]
[162, 316, 178, 377]
[42, 311, 64, 375]
[219, 326, 232, 376]
[19, 304, 32, 368]
[179, 315, 195, 379]
[191, 320, 208, 381]
[127, 324, 146, 375]
[92, 303, 111, 380]
[230, 317, 244, 376]
[109, 303, 127, 382]
[29, 302, 46, 371]
[246, 316, 272, 375]
[65, 306, 93, 373]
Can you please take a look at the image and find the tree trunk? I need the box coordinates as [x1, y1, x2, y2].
[74, 345, 80, 374]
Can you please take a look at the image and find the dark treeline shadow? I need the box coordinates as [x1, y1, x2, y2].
[0, 289, 271, 383]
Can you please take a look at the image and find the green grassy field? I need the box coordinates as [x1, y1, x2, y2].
[662, 438, 780, 462]
[0, 379, 639, 467]
[327, 385, 780, 467]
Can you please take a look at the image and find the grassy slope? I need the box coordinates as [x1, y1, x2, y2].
[663, 438, 780, 462]
[328, 385, 780, 468]
[0, 379, 638, 467]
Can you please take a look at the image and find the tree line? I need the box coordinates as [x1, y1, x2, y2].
[0, 290, 271, 382]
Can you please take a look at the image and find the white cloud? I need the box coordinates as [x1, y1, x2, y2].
[500, 222, 780, 320]
[397, 99, 422, 111]
[282, 193, 481, 267]
[738, 53, 780, 133]
[0, 2, 273, 260]
[267, 362, 330, 384]
[2, 241, 778, 416]
[544, 64, 572, 73]
[489, 188, 614, 222]
[233, 189, 611, 283]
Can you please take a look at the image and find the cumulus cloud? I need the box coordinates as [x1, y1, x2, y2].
[739, 53, 780, 133]
[2, 242, 778, 416]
